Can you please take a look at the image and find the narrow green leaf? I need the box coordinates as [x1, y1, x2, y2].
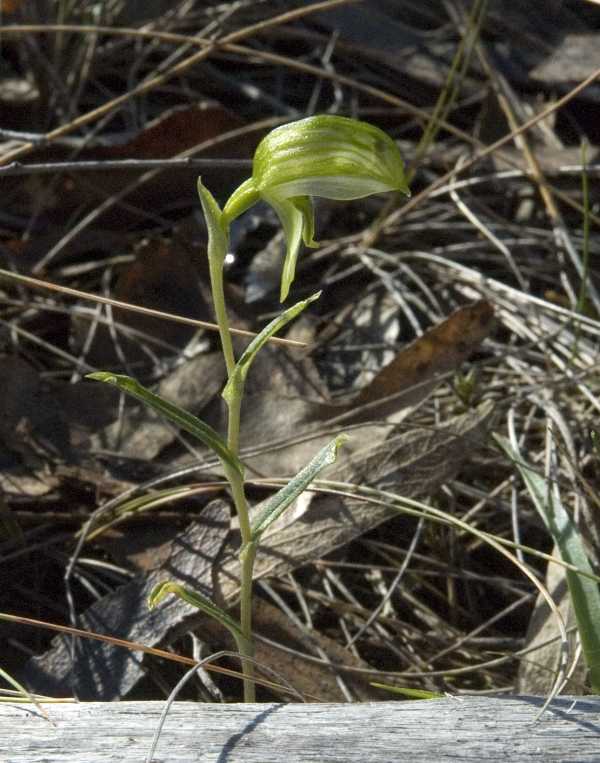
[149, 581, 247, 646]
[370, 683, 444, 699]
[87, 372, 243, 476]
[0, 664, 53, 720]
[222, 292, 320, 405]
[496, 434, 600, 690]
[0, 665, 37, 701]
[251, 434, 347, 542]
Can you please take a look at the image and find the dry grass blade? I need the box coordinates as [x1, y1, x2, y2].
[0, 269, 305, 347]
[384, 64, 600, 228]
[0, 611, 300, 699]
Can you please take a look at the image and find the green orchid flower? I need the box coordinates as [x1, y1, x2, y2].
[222, 115, 410, 301]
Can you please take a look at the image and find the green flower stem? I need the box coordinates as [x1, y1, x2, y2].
[239, 540, 257, 702]
[206, 210, 256, 701]
[223, 417, 255, 701]
[226, 389, 242, 462]
[231, 631, 255, 703]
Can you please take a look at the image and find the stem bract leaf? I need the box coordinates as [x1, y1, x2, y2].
[149, 581, 249, 649]
[87, 372, 244, 477]
[222, 292, 320, 406]
[251, 434, 347, 542]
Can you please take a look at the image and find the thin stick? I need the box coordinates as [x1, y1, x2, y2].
[0, 269, 306, 348]
[0, 612, 307, 697]
[0, 158, 251, 176]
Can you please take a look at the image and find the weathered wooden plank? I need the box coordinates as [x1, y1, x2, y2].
[2, 696, 599, 762]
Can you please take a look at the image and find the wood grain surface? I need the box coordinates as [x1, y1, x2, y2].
[2, 695, 599, 762]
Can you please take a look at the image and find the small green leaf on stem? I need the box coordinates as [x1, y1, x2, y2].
[197, 179, 230, 266]
[251, 434, 347, 542]
[149, 581, 248, 647]
[222, 292, 320, 406]
[87, 372, 243, 476]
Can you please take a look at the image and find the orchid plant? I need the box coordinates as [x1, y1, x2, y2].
[88, 115, 410, 702]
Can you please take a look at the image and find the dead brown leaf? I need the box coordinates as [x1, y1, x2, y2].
[24, 500, 231, 700]
[94, 104, 247, 161]
[9, 102, 254, 257]
[318, 300, 494, 422]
